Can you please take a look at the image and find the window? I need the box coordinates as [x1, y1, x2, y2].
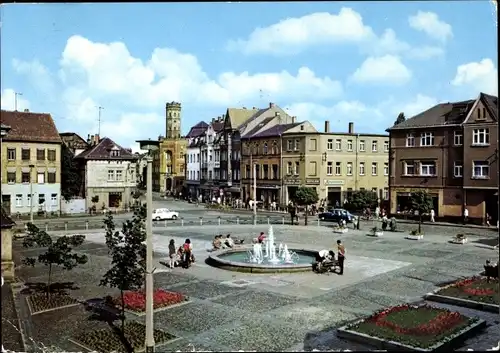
[420, 161, 436, 176]
[48, 149, 56, 161]
[347, 140, 353, 151]
[420, 132, 434, 146]
[15, 194, 22, 207]
[384, 163, 389, 176]
[48, 172, 56, 183]
[38, 194, 45, 206]
[335, 139, 342, 151]
[272, 164, 279, 179]
[404, 161, 415, 175]
[359, 140, 365, 152]
[372, 141, 378, 152]
[116, 170, 123, 181]
[359, 162, 365, 175]
[454, 131, 463, 146]
[472, 129, 490, 146]
[21, 148, 30, 161]
[383, 188, 389, 200]
[37, 149, 45, 161]
[309, 139, 317, 151]
[255, 165, 260, 179]
[335, 162, 341, 176]
[7, 171, 15, 183]
[245, 165, 250, 179]
[327, 162, 333, 176]
[22, 172, 30, 183]
[294, 161, 299, 175]
[346, 162, 353, 175]
[263, 143, 268, 154]
[27, 194, 32, 207]
[287, 162, 293, 175]
[263, 165, 269, 179]
[51, 193, 58, 206]
[7, 148, 16, 160]
[209, 171, 213, 180]
[308, 161, 317, 176]
[294, 139, 299, 151]
[108, 170, 115, 181]
[406, 133, 415, 147]
[371, 162, 378, 175]
[327, 139, 333, 150]
[287, 140, 293, 151]
[384, 141, 389, 152]
[111, 150, 120, 157]
[473, 161, 489, 179]
[454, 162, 463, 177]
[37, 172, 45, 184]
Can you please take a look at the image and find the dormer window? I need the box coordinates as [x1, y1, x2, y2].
[111, 150, 120, 157]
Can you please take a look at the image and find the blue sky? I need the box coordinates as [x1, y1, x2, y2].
[1, 2, 497, 151]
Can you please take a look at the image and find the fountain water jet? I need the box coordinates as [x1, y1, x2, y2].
[247, 226, 299, 265]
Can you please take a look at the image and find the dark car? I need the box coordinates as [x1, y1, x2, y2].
[318, 209, 354, 223]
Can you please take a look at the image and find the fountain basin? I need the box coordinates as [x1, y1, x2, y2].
[207, 247, 317, 273]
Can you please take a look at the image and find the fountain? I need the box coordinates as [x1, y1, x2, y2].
[208, 225, 317, 273]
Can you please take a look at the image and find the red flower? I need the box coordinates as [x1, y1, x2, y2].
[115, 289, 186, 312]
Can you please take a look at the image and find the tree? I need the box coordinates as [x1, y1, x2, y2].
[91, 196, 99, 213]
[61, 144, 83, 201]
[23, 223, 88, 297]
[100, 206, 146, 336]
[344, 190, 378, 213]
[294, 187, 319, 226]
[410, 190, 434, 234]
[394, 112, 406, 126]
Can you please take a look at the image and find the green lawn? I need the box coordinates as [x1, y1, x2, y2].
[437, 278, 499, 305]
[351, 306, 473, 349]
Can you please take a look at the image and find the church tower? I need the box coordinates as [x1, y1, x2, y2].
[165, 102, 182, 139]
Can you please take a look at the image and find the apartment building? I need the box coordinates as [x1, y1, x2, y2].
[387, 92, 498, 223]
[185, 121, 208, 198]
[199, 118, 224, 200]
[285, 121, 389, 206]
[1, 110, 62, 215]
[74, 136, 138, 211]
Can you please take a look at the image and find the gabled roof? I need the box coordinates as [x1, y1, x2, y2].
[246, 123, 301, 139]
[241, 117, 275, 138]
[212, 121, 224, 132]
[386, 99, 475, 131]
[59, 132, 89, 150]
[74, 137, 137, 161]
[480, 92, 498, 121]
[186, 121, 209, 138]
[226, 108, 260, 129]
[0, 110, 61, 143]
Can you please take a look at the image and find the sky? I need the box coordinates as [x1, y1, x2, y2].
[1, 2, 498, 152]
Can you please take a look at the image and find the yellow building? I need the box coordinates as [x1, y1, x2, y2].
[1, 110, 62, 215]
[153, 102, 187, 194]
[284, 121, 389, 206]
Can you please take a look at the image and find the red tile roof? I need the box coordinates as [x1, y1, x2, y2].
[0, 110, 61, 143]
[75, 137, 137, 161]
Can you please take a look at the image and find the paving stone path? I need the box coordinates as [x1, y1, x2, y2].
[5, 224, 499, 351]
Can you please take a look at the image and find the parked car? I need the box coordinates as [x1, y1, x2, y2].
[152, 208, 179, 221]
[318, 209, 354, 223]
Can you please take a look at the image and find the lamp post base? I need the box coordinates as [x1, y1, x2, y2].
[145, 345, 155, 353]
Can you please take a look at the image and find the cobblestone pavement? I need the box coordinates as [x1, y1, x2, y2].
[8, 224, 499, 351]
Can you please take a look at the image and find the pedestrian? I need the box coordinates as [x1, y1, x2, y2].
[375, 206, 380, 220]
[430, 209, 435, 223]
[463, 207, 469, 225]
[486, 213, 491, 227]
[336, 240, 345, 275]
[168, 239, 176, 268]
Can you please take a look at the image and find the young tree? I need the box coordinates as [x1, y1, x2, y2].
[91, 196, 99, 214]
[23, 223, 88, 297]
[294, 187, 319, 226]
[100, 206, 147, 334]
[394, 112, 406, 126]
[61, 143, 83, 201]
[410, 190, 434, 234]
[345, 190, 378, 213]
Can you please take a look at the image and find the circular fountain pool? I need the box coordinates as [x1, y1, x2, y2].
[207, 248, 317, 273]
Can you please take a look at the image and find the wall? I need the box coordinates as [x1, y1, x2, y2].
[186, 145, 200, 182]
[2, 183, 61, 215]
[61, 197, 86, 214]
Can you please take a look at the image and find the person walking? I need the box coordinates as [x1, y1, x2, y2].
[430, 209, 435, 223]
[336, 240, 345, 275]
[463, 207, 469, 225]
[168, 239, 176, 268]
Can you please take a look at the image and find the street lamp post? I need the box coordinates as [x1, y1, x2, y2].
[136, 139, 159, 353]
[29, 164, 35, 223]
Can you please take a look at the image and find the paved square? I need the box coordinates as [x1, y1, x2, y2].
[397, 247, 455, 259]
[169, 280, 248, 300]
[213, 290, 299, 312]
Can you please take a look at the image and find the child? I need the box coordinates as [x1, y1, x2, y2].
[168, 239, 176, 268]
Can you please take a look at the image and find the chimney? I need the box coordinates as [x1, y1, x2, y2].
[212, 118, 216, 124]
[324, 121, 330, 133]
[94, 134, 100, 144]
[87, 134, 91, 144]
[24, 109, 29, 112]
[269, 102, 275, 108]
[291, 116, 296, 124]
[348, 122, 354, 134]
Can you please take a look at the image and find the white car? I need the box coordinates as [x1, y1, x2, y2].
[152, 208, 179, 221]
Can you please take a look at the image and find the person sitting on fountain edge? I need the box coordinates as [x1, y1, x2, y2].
[224, 234, 234, 248]
[258, 232, 266, 243]
[212, 235, 222, 251]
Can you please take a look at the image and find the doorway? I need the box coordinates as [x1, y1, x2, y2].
[108, 192, 122, 208]
[486, 192, 498, 223]
[2, 194, 11, 215]
[327, 187, 341, 208]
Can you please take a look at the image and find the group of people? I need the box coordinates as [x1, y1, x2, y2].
[313, 240, 346, 275]
[167, 239, 195, 269]
[212, 234, 235, 250]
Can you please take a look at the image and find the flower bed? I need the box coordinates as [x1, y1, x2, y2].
[337, 304, 484, 351]
[113, 289, 188, 314]
[72, 321, 176, 353]
[425, 277, 499, 312]
[27, 293, 79, 315]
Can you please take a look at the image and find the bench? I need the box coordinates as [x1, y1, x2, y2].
[484, 265, 499, 283]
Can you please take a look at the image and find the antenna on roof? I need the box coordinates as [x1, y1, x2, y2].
[96, 106, 104, 136]
[14, 92, 23, 111]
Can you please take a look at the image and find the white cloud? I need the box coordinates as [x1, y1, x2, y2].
[408, 11, 453, 42]
[451, 58, 498, 95]
[350, 55, 412, 85]
[407, 46, 445, 60]
[12, 59, 56, 93]
[0, 88, 31, 111]
[227, 8, 374, 55]
[100, 112, 161, 141]
[386, 94, 439, 118]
